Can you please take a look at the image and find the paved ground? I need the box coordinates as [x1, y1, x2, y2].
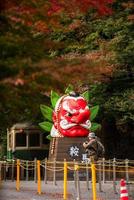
[0, 181, 134, 200]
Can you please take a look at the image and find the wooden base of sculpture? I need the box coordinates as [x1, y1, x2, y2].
[48, 137, 88, 180]
[49, 137, 88, 161]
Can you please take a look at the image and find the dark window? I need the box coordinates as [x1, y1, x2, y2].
[42, 133, 49, 144]
[29, 133, 40, 147]
[16, 132, 26, 147]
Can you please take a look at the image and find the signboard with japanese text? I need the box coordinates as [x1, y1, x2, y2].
[49, 137, 89, 162]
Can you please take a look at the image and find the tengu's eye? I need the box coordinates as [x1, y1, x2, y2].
[68, 112, 72, 117]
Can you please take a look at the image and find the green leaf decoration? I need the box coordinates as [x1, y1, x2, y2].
[90, 122, 101, 131]
[46, 134, 52, 140]
[65, 84, 74, 94]
[90, 105, 99, 121]
[51, 90, 60, 108]
[40, 104, 53, 121]
[88, 103, 92, 107]
[39, 121, 53, 132]
[82, 91, 92, 102]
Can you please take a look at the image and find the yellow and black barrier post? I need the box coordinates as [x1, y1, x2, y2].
[37, 160, 41, 195]
[91, 163, 97, 200]
[16, 159, 20, 191]
[63, 159, 67, 200]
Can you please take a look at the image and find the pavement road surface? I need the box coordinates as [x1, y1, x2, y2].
[0, 181, 134, 200]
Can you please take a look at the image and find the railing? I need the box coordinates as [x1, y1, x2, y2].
[0, 158, 134, 200]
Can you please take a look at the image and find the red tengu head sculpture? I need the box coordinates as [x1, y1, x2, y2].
[50, 92, 91, 137]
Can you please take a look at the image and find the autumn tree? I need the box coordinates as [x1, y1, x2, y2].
[1, 0, 113, 32]
[1, 0, 134, 159]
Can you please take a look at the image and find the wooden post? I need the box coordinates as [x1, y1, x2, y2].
[6, 162, 9, 180]
[91, 163, 97, 200]
[73, 159, 77, 189]
[16, 159, 20, 191]
[75, 164, 81, 200]
[113, 158, 117, 194]
[44, 158, 47, 184]
[53, 158, 56, 185]
[125, 159, 129, 192]
[108, 159, 111, 181]
[21, 161, 25, 181]
[102, 157, 105, 183]
[37, 160, 41, 195]
[26, 161, 29, 181]
[125, 159, 129, 183]
[63, 159, 67, 200]
[34, 158, 37, 183]
[86, 162, 90, 190]
[3, 162, 6, 181]
[11, 160, 15, 182]
[98, 161, 102, 192]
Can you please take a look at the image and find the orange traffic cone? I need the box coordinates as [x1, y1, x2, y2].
[120, 179, 129, 200]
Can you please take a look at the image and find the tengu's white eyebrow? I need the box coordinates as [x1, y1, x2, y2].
[62, 101, 74, 113]
[63, 101, 77, 114]
[64, 96, 84, 100]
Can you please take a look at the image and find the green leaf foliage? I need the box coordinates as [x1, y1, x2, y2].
[46, 134, 52, 140]
[39, 121, 53, 132]
[65, 84, 74, 94]
[82, 91, 92, 102]
[51, 90, 60, 108]
[90, 105, 99, 121]
[40, 104, 53, 121]
[90, 122, 101, 132]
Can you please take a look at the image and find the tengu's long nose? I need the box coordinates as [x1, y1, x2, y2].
[71, 109, 90, 124]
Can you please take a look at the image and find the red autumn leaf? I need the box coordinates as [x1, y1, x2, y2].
[2, 0, 114, 32]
